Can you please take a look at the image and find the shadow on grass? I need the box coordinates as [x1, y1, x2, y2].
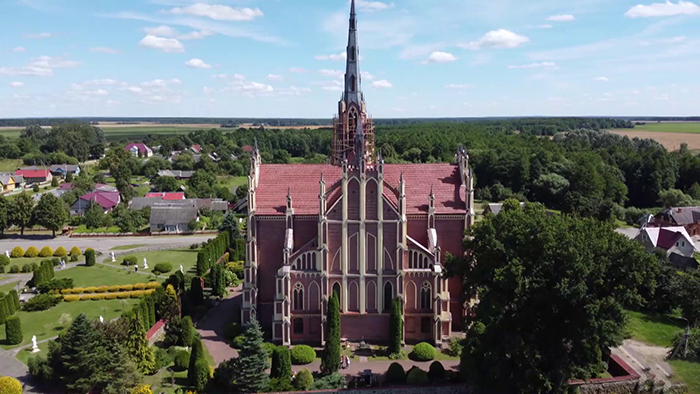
[636, 311, 685, 328]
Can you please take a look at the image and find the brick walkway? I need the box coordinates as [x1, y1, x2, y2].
[197, 286, 241, 365]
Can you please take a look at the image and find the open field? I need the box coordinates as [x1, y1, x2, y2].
[238, 123, 330, 130]
[610, 130, 700, 151]
[0, 124, 222, 141]
[632, 122, 700, 133]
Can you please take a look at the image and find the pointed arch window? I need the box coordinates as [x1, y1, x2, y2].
[332, 282, 341, 301]
[384, 282, 393, 311]
[293, 283, 304, 311]
[420, 282, 432, 310]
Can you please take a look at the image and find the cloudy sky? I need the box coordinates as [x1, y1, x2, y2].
[1, 0, 699, 118]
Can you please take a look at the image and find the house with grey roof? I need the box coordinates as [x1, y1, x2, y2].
[157, 169, 195, 179]
[150, 205, 199, 233]
[49, 164, 81, 177]
[483, 202, 525, 215]
[654, 206, 700, 236]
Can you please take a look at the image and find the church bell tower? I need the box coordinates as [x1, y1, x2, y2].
[331, 0, 375, 167]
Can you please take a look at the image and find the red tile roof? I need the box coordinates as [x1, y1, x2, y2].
[15, 169, 50, 178]
[80, 190, 121, 209]
[145, 192, 185, 200]
[125, 143, 151, 154]
[656, 228, 684, 250]
[191, 144, 202, 153]
[241, 145, 254, 153]
[254, 163, 464, 215]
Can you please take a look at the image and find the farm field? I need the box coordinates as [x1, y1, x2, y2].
[610, 130, 700, 151]
[631, 122, 700, 133]
[0, 124, 222, 141]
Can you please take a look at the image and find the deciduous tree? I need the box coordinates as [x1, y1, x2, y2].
[11, 192, 33, 235]
[34, 193, 68, 237]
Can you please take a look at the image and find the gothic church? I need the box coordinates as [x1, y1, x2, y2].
[241, 0, 475, 346]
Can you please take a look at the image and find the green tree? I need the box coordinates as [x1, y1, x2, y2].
[450, 200, 658, 393]
[270, 346, 292, 380]
[186, 170, 217, 198]
[211, 263, 226, 296]
[189, 277, 204, 305]
[161, 284, 180, 320]
[5, 315, 22, 345]
[84, 202, 106, 229]
[181, 316, 195, 347]
[34, 193, 68, 237]
[154, 176, 180, 192]
[321, 292, 341, 375]
[11, 192, 34, 235]
[126, 311, 156, 374]
[688, 182, 700, 200]
[388, 297, 403, 356]
[0, 195, 10, 234]
[116, 208, 146, 233]
[193, 359, 210, 392]
[219, 211, 242, 241]
[659, 188, 695, 207]
[188, 336, 206, 386]
[84, 248, 95, 266]
[232, 318, 269, 393]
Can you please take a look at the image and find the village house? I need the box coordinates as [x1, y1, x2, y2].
[482, 202, 525, 215]
[145, 192, 185, 200]
[49, 164, 81, 177]
[635, 226, 698, 269]
[654, 206, 700, 236]
[70, 190, 121, 216]
[191, 144, 202, 153]
[157, 169, 194, 180]
[150, 204, 199, 233]
[12, 175, 25, 189]
[125, 143, 153, 158]
[0, 174, 15, 193]
[15, 169, 52, 185]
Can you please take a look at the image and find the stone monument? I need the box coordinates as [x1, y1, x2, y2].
[31, 335, 40, 353]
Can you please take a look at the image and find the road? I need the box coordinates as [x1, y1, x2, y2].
[0, 234, 215, 254]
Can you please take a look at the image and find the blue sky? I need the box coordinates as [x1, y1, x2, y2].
[1, 0, 699, 118]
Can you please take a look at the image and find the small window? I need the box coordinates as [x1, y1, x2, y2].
[293, 318, 304, 334]
[350, 47, 355, 61]
[421, 317, 431, 333]
[293, 283, 304, 311]
[682, 241, 686, 247]
[351, 76, 356, 92]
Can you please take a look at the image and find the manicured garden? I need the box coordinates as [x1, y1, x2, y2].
[0, 281, 20, 294]
[103, 248, 200, 276]
[53, 264, 160, 287]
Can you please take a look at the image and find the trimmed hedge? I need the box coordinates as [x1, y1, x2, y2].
[196, 231, 230, 275]
[64, 295, 80, 302]
[173, 350, 190, 371]
[271, 346, 292, 379]
[122, 256, 137, 266]
[84, 248, 95, 266]
[133, 283, 146, 290]
[24, 246, 39, 257]
[5, 315, 23, 345]
[39, 246, 54, 257]
[10, 247, 24, 258]
[428, 361, 445, 382]
[69, 246, 82, 257]
[410, 342, 436, 361]
[64, 290, 152, 301]
[293, 368, 314, 391]
[0, 255, 9, 266]
[120, 284, 134, 291]
[406, 367, 429, 385]
[152, 262, 173, 275]
[54, 246, 68, 257]
[23, 294, 60, 311]
[385, 362, 406, 385]
[0, 376, 22, 394]
[290, 345, 316, 365]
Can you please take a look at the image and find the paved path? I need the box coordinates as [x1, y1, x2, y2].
[0, 234, 215, 255]
[197, 286, 241, 365]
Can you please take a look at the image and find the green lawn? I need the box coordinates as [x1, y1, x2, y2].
[110, 244, 148, 251]
[0, 158, 21, 172]
[0, 126, 219, 141]
[54, 264, 161, 287]
[15, 341, 49, 365]
[217, 175, 247, 190]
[625, 310, 683, 347]
[0, 281, 20, 293]
[3, 256, 63, 273]
[631, 122, 700, 134]
[102, 248, 199, 276]
[0, 298, 139, 349]
[670, 360, 700, 394]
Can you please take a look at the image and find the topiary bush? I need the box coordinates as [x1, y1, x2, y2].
[5, 315, 23, 345]
[293, 368, 314, 391]
[271, 346, 292, 379]
[122, 256, 137, 266]
[445, 337, 463, 357]
[21, 264, 32, 273]
[9, 265, 19, 273]
[39, 246, 54, 257]
[120, 284, 134, 291]
[133, 283, 146, 290]
[194, 359, 210, 392]
[173, 350, 190, 371]
[0, 376, 23, 394]
[69, 246, 81, 257]
[131, 384, 153, 394]
[428, 361, 445, 382]
[385, 362, 406, 385]
[84, 248, 95, 266]
[24, 246, 39, 258]
[262, 342, 277, 358]
[406, 367, 429, 385]
[290, 345, 316, 365]
[10, 247, 24, 258]
[54, 246, 68, 257]
[152, 262, 173, 275]
[0, 255, 9, 267]
[23, 294, 61, 311]
[63, 295, 80, 302]
[410, 342, 436, 361]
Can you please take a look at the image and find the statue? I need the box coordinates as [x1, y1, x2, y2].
[5, 250, 9, 258]
[143, 258, 148, 270]
[111, 252, 116, 262]
[99, 315, 104, 323]
[180, 265, 184, 273]
[31, 335, 39, 353]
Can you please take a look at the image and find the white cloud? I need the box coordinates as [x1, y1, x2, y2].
[315, 52, 346, 61]
[12, 47, 26, 52]
[594, 76, 609, 82]
[85, 89, 109, 96]
[267, 74, 284, 81]
[547, 14, 575, 21]
[25, 32, 52, 39]
[536, 24, 553, 29]
[0, 66, 52, 76]
[89, 47, 120, 54]
[85, 79, 120, 86]
[185, 58, 212, 69]
[141, 78, 182, 88]
[277, 86, 312, 96]
[639, 36, 687, 45]
[138, 35, 185, 53]
[423, 51, 457, 64]
[178, 30, 213, 40]
[10, 82, 24, 88]
[30, 56, 81, 69]
[508, 62, 559, 70]
[143, 94, 182, 104]
[625, 1, 700, 18]
[361, 71, 375, 80]
[356, 0, 394, 12]
[289, 67, 307, 73]
[445, 84, 474, 89]
[319, 69, 344, 78]
[458, 29, 530, 50]
[166, 4, 263, 21]
[241, 81, 273, 92]
[312, 80, 343, 91]
[211, 73, 246, 80]
[145, 25, 177, 37]
[372, 79, 392, 89]
[126, 86, 144, 94]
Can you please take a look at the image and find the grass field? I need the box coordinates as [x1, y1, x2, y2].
[102, 248, 199, 276]
[0, 158, 21, 172]
[670, 360, 700, 394]
[0, 280, 20, 294]
[0, 298, 139, 349]
[110, 244, 147, 251]
[217, 175, 247, 190]
[0, 125, 221, 141]
[54, 264, 161, 287]
[625, 310, 683, 347]
[632, 122, 700, 133]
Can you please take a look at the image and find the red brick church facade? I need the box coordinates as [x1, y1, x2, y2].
[241, 0, 475, 346]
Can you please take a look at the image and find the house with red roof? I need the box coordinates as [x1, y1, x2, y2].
[145, 192, 185, 200]
[70, 190, 121, 216]
[241, 1, 475, 348]
[125, 143, 153, 158]
[635, 226, 698, 269]
[14, 169, 52, 184]
[190, 144, 202, 153]
[241, 145, 254, 153]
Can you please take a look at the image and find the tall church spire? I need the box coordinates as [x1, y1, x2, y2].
[344, 0, 362, 106]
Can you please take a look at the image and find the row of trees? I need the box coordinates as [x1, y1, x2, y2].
[0, 124, 105, 161]
[0, 192, 67, 236]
